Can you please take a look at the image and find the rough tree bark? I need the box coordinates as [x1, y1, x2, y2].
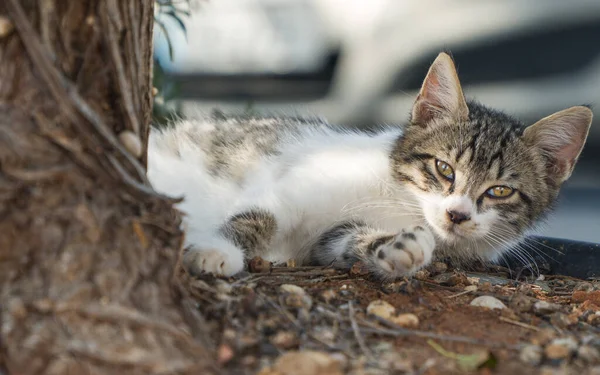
[0, 1, 218, 374]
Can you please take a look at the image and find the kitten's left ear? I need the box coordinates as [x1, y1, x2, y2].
[411, 52, 469, 126]
[523, 106, 592, 184]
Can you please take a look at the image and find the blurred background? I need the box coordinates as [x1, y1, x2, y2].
[153, 0, 600, 243]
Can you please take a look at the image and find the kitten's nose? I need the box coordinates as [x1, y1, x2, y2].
[447, 210, 470, 224]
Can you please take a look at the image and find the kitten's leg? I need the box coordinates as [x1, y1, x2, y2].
[183, 208, 277, 276]
[312, 221, 436, 280]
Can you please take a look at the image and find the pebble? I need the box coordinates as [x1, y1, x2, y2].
[249, 256, 272, 273]
[574, 282, 595, 292]
[262, 350, 344, 375]
[320, 289, 337, 304]
[519, 344, 543, 365]
[429, 261, 448, 275]
[413, 269, 430, 280]
[280, 284, 313, 310]
[530, 328, 557, 346]
[217, 343, 235, 365]
[549, 312, 578, 328]
[214, 279, 233, 294]
[545, 337, 578, 359]
[366, 300, 396, 320]
[578, 345, 600, 364]
[391, 313, 419, 328]
[470, 296, 507, 310]
[533, 300, 561, 315]
[509, 293, 534, 313]
[270, 331, 299, 349]
[464, 285, 478, 292]
[349, 261, 369, 277]
[0, 16, 14, 38]
[118, 130, 142, 157]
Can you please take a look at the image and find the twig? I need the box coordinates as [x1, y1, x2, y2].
[348, 301, 374, 361]
[498, 316, 541, 331]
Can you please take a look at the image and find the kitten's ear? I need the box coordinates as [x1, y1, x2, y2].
[523, 106, 592, 184]
[411, 53, 469, 126]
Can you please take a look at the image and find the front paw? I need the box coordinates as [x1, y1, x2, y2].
[182, 246, 245, 277]
[369, 225, 435, 279]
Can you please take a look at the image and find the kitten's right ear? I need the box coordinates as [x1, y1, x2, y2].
[523, 106, 592, 184]
[411, 53, 469, 127]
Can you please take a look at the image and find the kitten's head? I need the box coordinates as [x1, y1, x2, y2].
[392, 52, 592, 262]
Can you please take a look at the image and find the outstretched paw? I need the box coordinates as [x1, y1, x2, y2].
[369, 225, 435, 279]
[182, 246, 245, 277]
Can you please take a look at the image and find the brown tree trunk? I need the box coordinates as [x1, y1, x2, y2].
[0, 1, 218, 374]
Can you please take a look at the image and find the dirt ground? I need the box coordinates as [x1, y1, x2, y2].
[183, 258, 600, 375]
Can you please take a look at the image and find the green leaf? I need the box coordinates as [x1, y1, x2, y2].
[427, 340, 497, 372]
[164, 11, 187, 40]
[154, 19, 174, 61]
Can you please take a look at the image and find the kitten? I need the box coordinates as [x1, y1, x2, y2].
[147, 53, 592, 280]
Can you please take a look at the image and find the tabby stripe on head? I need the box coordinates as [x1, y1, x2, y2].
[421, 163, 442, 189]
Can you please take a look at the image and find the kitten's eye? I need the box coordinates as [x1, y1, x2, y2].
[435, 160, 455, 181]
[486, 186, 514, 198]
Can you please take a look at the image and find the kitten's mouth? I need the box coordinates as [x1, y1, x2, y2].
[432, 223, 470, 243]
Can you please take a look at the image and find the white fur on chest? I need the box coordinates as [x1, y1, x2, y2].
[234, 127, 422, 263]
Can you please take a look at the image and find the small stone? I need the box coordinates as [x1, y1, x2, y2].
[530, 328, 557, 346]
[545, 344, 570, 360]
[217, 343, 234, 365]
[578, 345, 600, 364]
[509, 293, 534, 313]
[8, 298, 27, 319]
[280, 284, 312, 310]
[118, 130, 142, 157]
[448, 272, 470, 286]
[479, 282, 493, 292]
[381, 280, 419, 294]
[349, 261, 369, 277]
[550, 312, 578, 328]
[464, 285, 478, 292]
[413, 269, 430, 280]
[429, 261, 448, 275]
[534, 300, 561, 315]
[470, 296, 507, 310]
[270, 351, 343, 375]
[249, 256, 272, 273]
[280, 284, 305, 295]
[391, 313, 419, 328]
[270, 331, 299, 349]
[588, 312, 600, 326]
[222, 328, 236, 341]
[519, 344, 543, 365]
[545, 337, 578, 359]
[433, 272, 453, 285]
[0, 16, 14, 38]
[214, 279, 233, 294]
[367, 300, 396, 319]
[320, 289, 337, 304]
[33, 298, 54, 313]
[574, 282, 595, 292]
